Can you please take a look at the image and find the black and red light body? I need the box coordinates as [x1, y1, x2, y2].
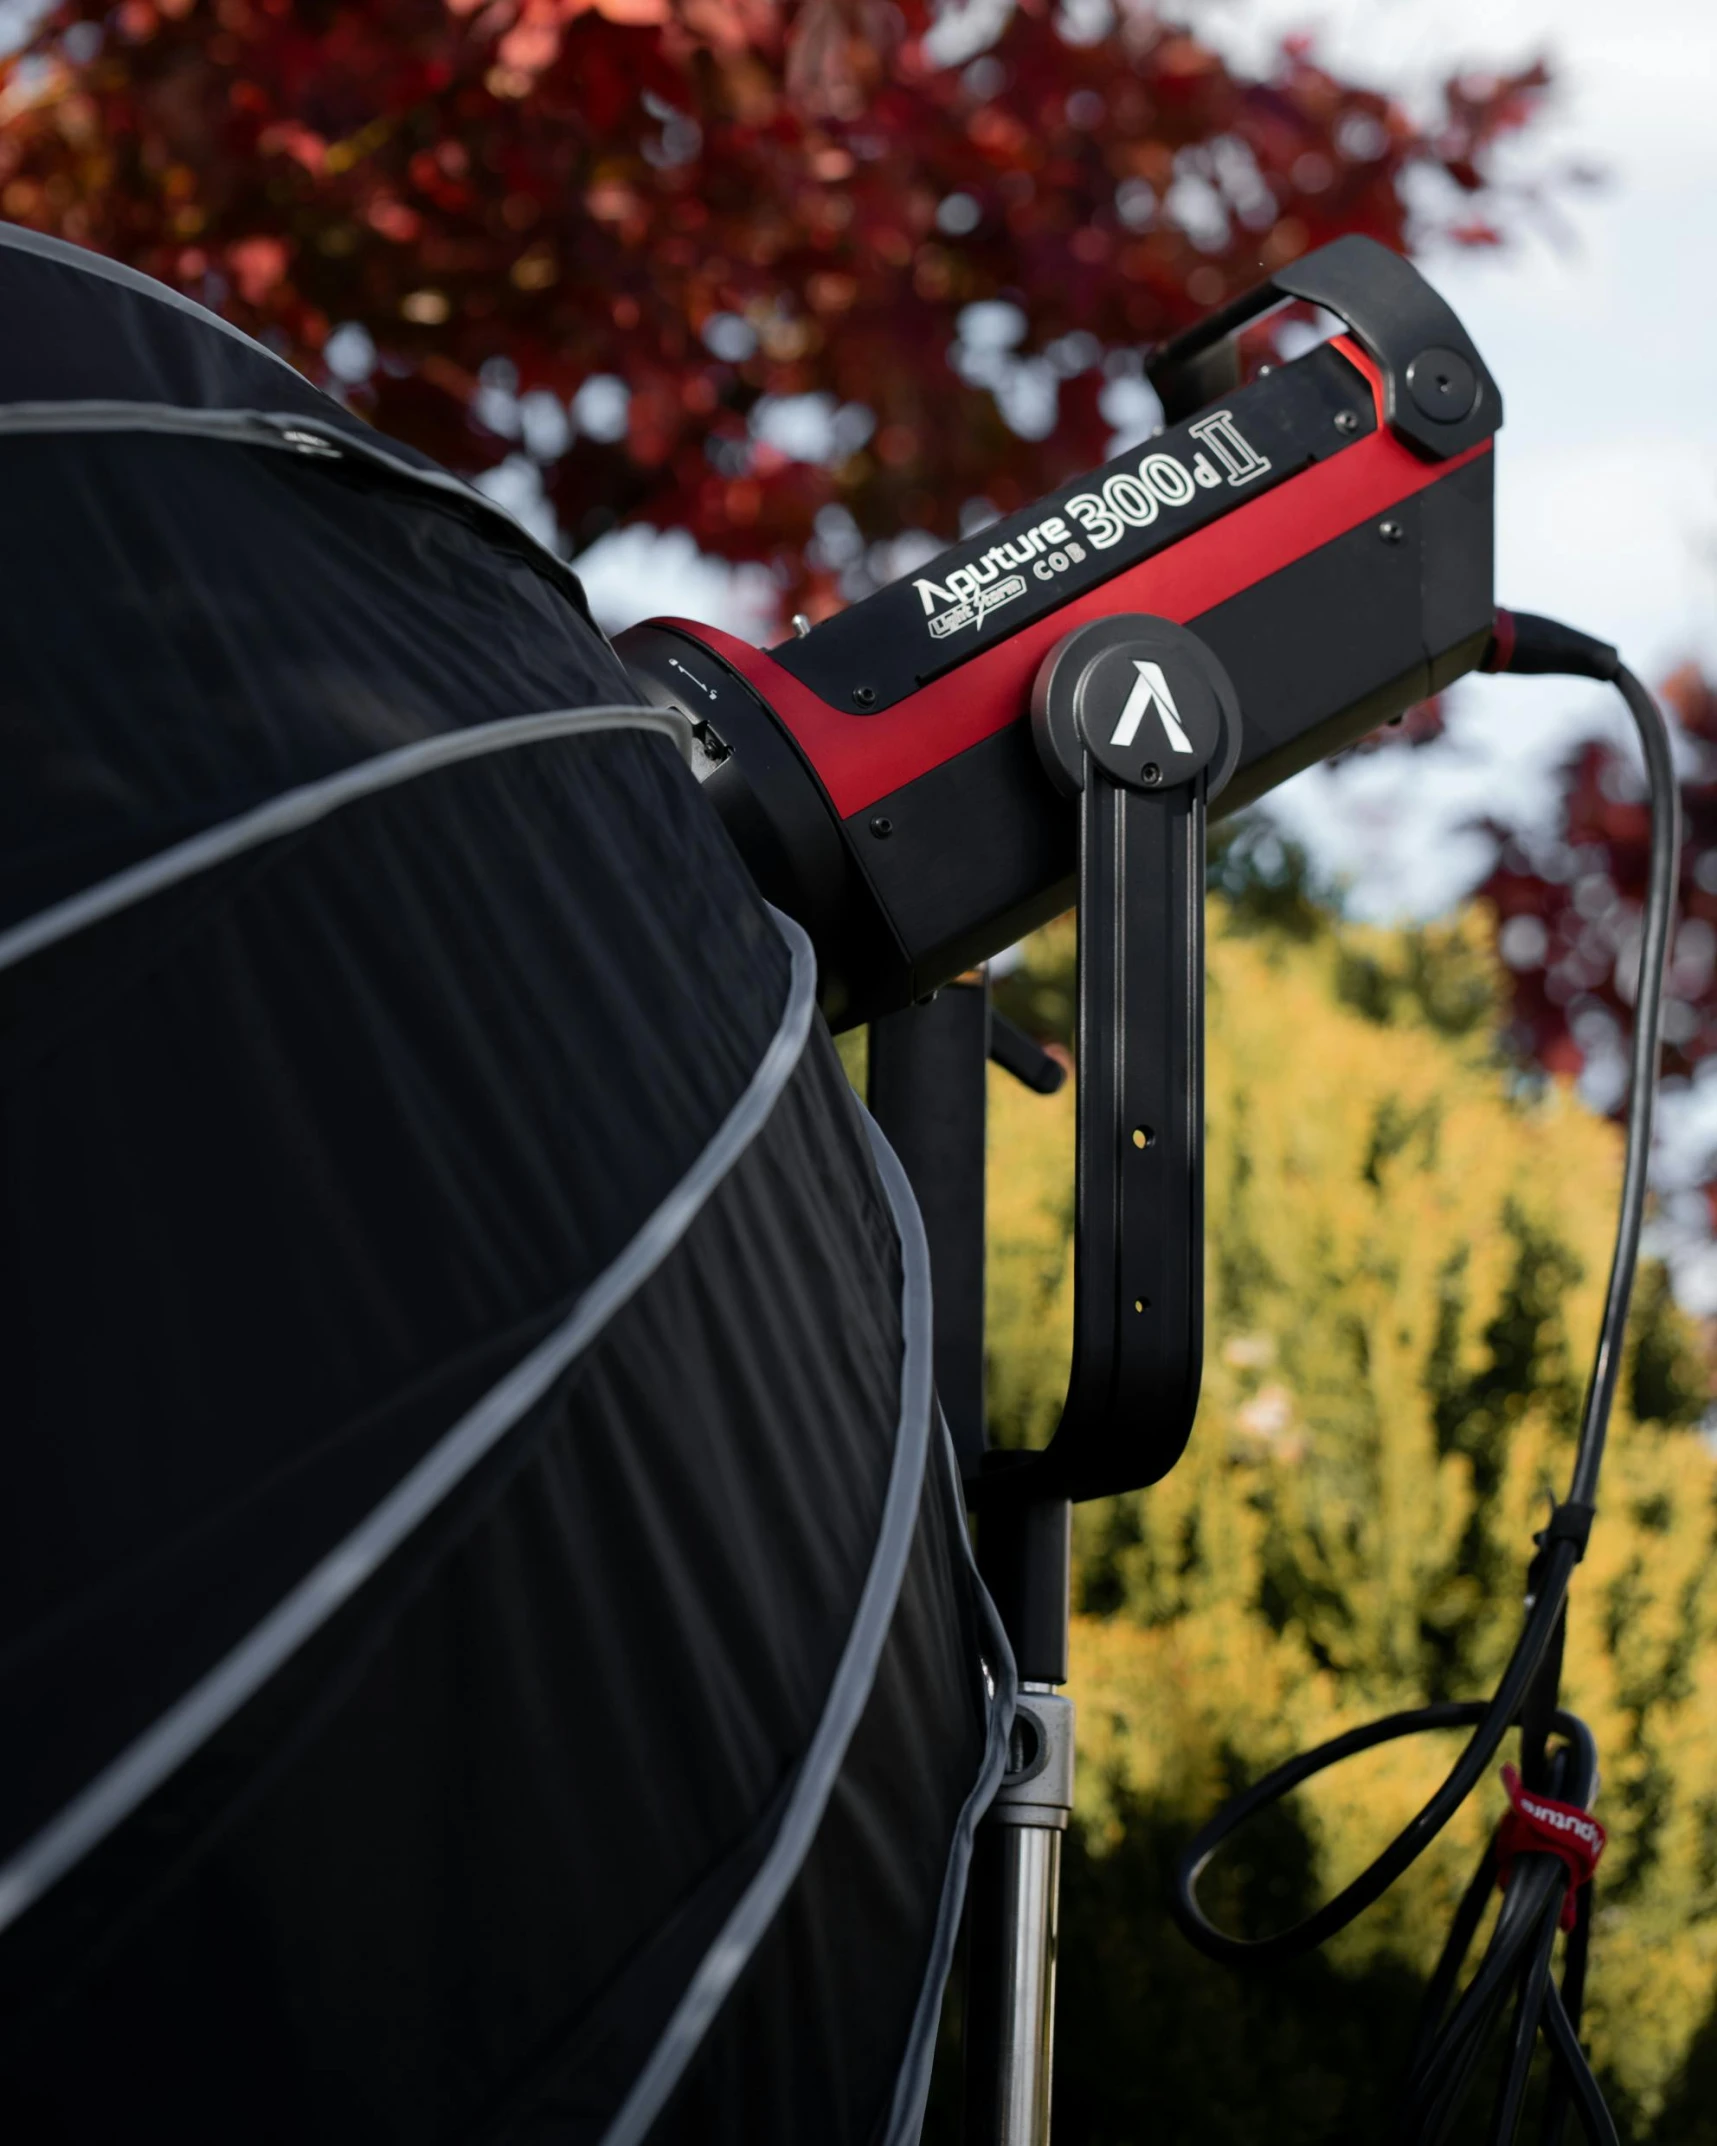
[618, 236, 1500, 1028]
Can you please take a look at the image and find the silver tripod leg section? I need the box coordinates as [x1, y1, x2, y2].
[964, 1684, 1075, 2146]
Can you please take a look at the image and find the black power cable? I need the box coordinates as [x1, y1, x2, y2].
[1171, 615, 1681, 2145]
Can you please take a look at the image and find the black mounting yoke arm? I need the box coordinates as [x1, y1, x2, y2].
[1005, 615, 1242, 1505]
[1063, 754, 1205, 1497]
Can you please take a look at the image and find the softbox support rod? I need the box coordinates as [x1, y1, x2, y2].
[868, 984, 1075, 2146]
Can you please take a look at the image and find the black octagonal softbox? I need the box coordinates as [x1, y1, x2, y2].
[0, 226, 1010, 2146]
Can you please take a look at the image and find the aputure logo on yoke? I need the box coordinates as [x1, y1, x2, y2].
[1111, 661, 1195, 753]
[911, 410, 1270, 644]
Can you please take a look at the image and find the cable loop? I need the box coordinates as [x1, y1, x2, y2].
[1172, 645, 1677, 2146]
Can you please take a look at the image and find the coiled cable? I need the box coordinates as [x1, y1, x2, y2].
[1171, 617, 1680, 2145]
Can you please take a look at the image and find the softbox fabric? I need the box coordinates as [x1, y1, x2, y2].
[0, 225, 1012, 2145]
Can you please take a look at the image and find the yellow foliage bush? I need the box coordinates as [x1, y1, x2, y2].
[981, 903, 1717, 2136]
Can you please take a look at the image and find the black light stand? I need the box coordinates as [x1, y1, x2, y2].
[872, 616, 1242, 2146]
[868, 982, 994, 1474]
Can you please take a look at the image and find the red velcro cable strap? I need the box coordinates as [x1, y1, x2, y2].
[1496, 1764, 1606, 1932]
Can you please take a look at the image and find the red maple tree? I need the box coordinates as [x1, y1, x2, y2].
[0, 0, 1549, 618]
[24, 0, 1695, 1191]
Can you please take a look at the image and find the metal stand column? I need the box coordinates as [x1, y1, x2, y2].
[962, 1501, 1073, 2146]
